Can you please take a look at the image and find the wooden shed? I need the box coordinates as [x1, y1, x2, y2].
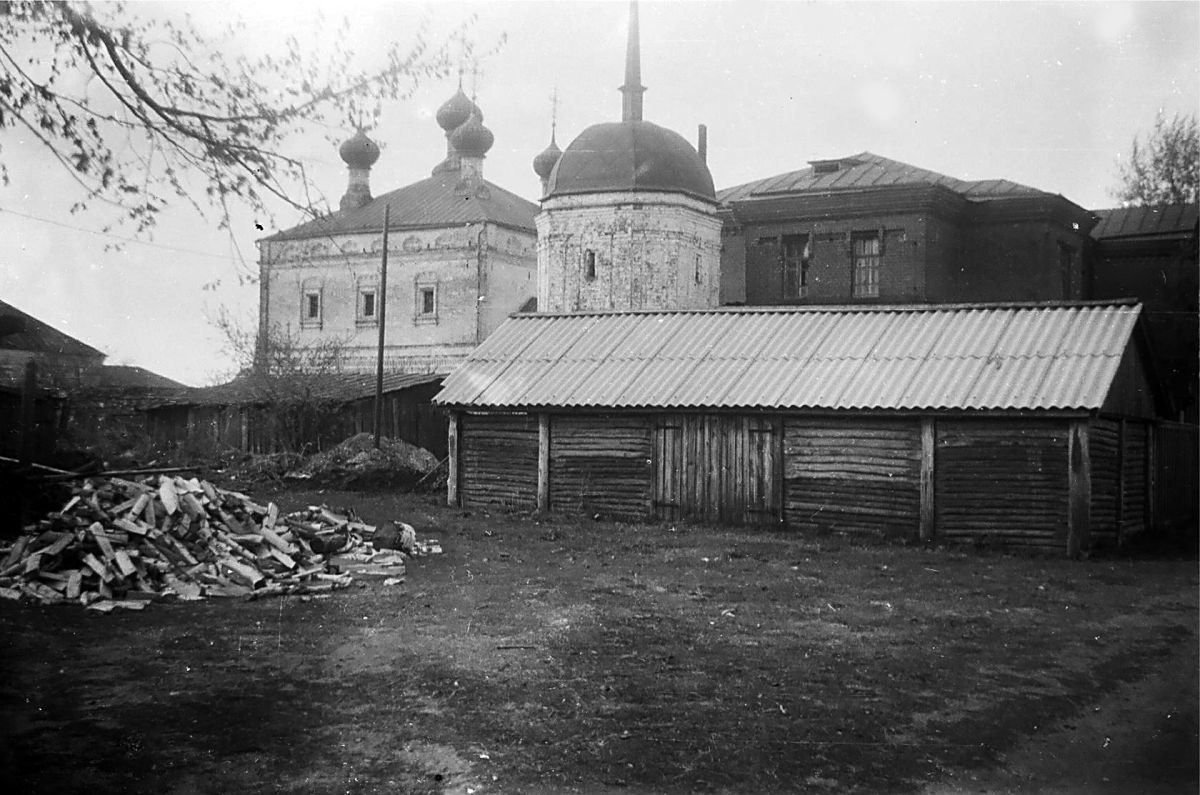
[434, 301, 1193, 555]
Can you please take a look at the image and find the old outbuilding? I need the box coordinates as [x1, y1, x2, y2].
[434, 300, 1192, 554]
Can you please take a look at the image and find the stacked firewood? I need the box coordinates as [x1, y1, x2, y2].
[0, 475, 387, 612]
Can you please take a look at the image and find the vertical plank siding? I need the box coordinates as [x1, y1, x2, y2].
[935, 420, 1069, 549]
[459, 413, 539, 511]
[1120, 421, 1149, 539]
[652, 414, 780, 525]
[783, 418, 921, 537]
[1089, 417, 1121, 548]
[1154, 421, 1199, 538]
[549, 415, 653, 520]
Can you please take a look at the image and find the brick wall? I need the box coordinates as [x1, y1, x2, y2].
[536, 192, 722, 312]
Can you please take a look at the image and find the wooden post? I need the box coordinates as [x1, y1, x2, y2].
[919, 417, 935, 542]
[1115, 418, 1126, 547]
[774, 417, 786, 526]
[1066, 419, 1091, 558]
[537, 413, 550, 513]
[19, 359, 37, 464]
[1145, 422, 1157, 534]
[374, 204, 391, 449]
[446, 411, 459, 507]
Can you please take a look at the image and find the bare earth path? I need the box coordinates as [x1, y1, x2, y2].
[1, 487, 1195, 794]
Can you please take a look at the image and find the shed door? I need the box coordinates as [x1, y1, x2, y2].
[652, 415, 780, 525]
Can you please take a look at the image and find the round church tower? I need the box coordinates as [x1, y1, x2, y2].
[536, 2, 722, 313]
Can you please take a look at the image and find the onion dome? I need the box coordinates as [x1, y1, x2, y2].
[533, 134, 563, 181]
[545, 120, 715, 202]
[450, 110, 494, 158]
[338, 129, 380, 170]
[436, 87, 477, 133]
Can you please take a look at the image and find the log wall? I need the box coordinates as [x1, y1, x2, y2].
[549, 415, 653, 520]
[1089, 417, 1121, 548]
[935, 419, 1070, 549]
[459, 413, 539, 511]
[783, 418, 921, 537]
[1121, 421, 1149, 539]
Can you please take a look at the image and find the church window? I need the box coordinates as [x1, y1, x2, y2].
[852, 232, 881, 298]
[357, 287, 378, 325]
[782, 234, 810, 299]
[415, 278, 438, 325]
[301, 288, 322, 328]
[584, 249, 597, 281]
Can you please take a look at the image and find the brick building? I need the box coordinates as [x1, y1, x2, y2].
[718, 153, 1096, 307]
[257, 91, 539, 375]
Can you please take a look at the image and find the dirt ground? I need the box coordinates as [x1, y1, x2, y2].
[1, 485, 1196, 794]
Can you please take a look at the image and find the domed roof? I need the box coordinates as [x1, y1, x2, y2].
[436, 87, 484, 132]
[546, 120, 714, 202]
[532, 135, 563, 180]
[339, 129, 380, 170]
[450, 111, 494, 158]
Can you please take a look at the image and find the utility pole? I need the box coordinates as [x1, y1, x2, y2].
[374, 205, 390, 449]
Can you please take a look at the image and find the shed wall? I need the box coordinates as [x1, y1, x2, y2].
[549, 414, 653, 519]
[459, 413, 538, 510]
[935, 419, 1070, 549]
[782, 418, 921, 536]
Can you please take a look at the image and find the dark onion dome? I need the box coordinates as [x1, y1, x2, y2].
[450, 110, 494, 158]
[532, 135, 563, 181]
[338, 129, 380, 169]
[546, 120, 715, 202]
[436, 87, 483, 132]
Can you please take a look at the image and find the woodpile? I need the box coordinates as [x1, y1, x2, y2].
[0, 475, 395, 612]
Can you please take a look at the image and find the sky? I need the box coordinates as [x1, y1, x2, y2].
[2, 0, 1197, 386]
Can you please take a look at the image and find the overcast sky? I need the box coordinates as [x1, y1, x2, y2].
[2, 0, 1197, 386]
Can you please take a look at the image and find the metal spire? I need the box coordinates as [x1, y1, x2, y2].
[619, 0, 645, 122]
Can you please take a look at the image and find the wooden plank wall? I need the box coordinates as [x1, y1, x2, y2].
[1154, 421, 1199, 538]
[783, 418, 920, 537]
[935, 419, 1069, 550]
[653, 414, 780, 526]
[1121, 421, 1149, 539]
[459, 413, 539, 511]
[1089, 417, 1121, 548]
[549, 415, 653, 520]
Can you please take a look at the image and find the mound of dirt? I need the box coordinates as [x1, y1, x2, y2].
[286, 434, 439, 490]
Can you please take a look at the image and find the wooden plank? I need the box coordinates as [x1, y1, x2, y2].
[919, 417, 935, 541]
[537, 413, 550, 513]
[1067, 419, 1091, 558]
[158, 477, 180, 514]
[447, 411, 459, 507]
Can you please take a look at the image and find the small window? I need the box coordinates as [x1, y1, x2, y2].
[851, 232, 881, 298]
[357, 288, 378, 325]
[1058, 242, 1074, 298]
[694, 254, 702, 285]
[302, 289, 322, 328]
[415, 281, 438, 324]
[584, 250, 597, 281]
[782, 234, 810, 299]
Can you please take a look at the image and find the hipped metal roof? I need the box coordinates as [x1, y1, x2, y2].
[434, 303, 1143, 412]
[717, 151, 1048, 205]
[262, 173, 538, 243]
[1090, 203, 1199, 240]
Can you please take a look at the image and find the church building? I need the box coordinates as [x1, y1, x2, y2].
[256, 88, 539, 374]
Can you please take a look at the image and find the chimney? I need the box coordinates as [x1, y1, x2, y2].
[697, 124, 707, 164]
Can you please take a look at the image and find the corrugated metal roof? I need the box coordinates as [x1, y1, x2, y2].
[149, 372, 445, 409]
[716, 151, 1047, 205]
[435, 303, 1142, 412]
[263, 172, 538, 242]
[1090, 204, 1199, 240]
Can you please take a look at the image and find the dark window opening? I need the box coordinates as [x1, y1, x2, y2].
[782, 234, 810, 299]
[304, 291, 321, 321]
[852, 232, 881, 298]
[421, 287, 435, 315]
[584, 250, 597, 281]
[361, 291, 375, 318]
